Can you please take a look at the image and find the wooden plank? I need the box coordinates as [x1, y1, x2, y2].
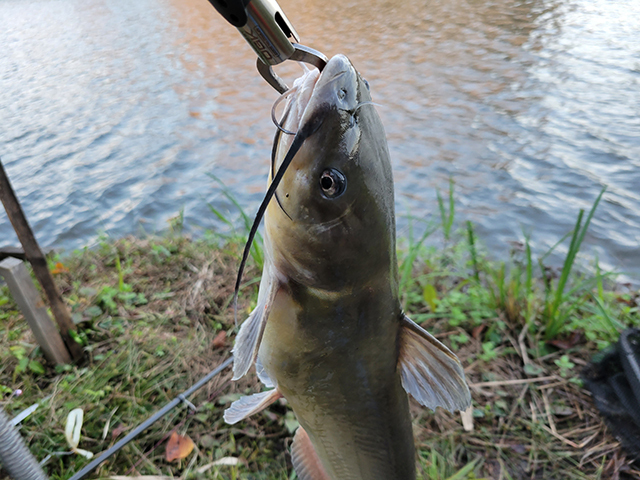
[0, 159, 83, 360]
[0, 246, 27, 261]
[0, 257, 71, 365]
[0, 246, 53, 261]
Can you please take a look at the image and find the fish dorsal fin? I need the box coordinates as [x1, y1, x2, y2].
[223, 388, 282, 425]
[232, 257, 281, 380]
[291, 427, 332, 480]
[399, 314, 471, 412]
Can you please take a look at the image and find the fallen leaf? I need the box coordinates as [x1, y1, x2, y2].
[615, 295, 636, 306]
[165, 431, 195, 462]
[212, 331, 226, 349]
[65, 408, 93, 459]
[472, 324, 486, 340]
[460, 406, 474, 432]
[111, 476, 172, 480]
[196, 457, 240, 473]
[51, 262, 69, 274]
[111, 424, 127, 440]
[548, 331, 582, 350]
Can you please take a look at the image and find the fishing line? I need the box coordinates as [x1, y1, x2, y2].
[233, 113, 325, 323]
[271, 86, 299, 135]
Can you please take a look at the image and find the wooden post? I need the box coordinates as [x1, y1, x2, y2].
[0, 159, 83, 361]
[0, 257, 72, 365]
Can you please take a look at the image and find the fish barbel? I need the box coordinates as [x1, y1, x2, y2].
[224, 55, 471, 480]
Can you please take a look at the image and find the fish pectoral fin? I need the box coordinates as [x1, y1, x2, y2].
[223, 388, 282, 425]
[256, 356, 276, 388]
[231, 261, 281, 380]
[399, 314, 471, 412]
[291, 427, 332, 480]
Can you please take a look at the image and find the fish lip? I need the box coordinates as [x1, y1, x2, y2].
[308, 54, 358, 110]
[287, 55, 359, 133]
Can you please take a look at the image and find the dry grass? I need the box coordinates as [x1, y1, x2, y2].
[1, 234, 639, 479]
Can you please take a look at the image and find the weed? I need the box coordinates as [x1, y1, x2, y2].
[543, 187, 606, 339]
[0, 183, 637, 479]
[208, 174, 264, 269]
[467, 221, 479, 282]
[437, 178, 455, 241]
[554, 355, 575, 378]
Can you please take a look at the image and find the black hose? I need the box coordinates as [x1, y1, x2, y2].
[68, 356, 233, 480]
[0, 407, 47, 480]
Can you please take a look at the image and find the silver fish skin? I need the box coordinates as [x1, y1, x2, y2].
[225, 54, 471, 480]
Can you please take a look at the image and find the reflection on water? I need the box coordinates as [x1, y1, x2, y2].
[0, 0, 639, 279]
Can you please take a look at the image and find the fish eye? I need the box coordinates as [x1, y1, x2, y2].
[363, 78, 370, 91]
[319, 168, 347, 198]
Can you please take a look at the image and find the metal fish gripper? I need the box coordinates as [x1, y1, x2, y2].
[207, 0, 328, 93]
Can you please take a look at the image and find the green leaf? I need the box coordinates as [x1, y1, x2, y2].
[78, 287, 97, 297]
[10, 346, 26, 360]
[284, 411, 299, 434]
[152, 245, 172, 258]
[84, 306, 103, 318]
[423, 284, 439, 311]
[28, 360, 45, 375]
[16, 357, 29, 373]
[524, 363, 544, 376]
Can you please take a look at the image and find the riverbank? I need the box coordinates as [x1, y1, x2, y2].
[1, 224, 639, 479]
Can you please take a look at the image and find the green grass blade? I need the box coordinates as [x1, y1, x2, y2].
[207, 204, 235, 228]
[467, 221, 480, 282]
[546, 187, 605, 338]
[446, 458, 480, 480]
[447, 178, 455, 236]
[399, 223, 438, 293]
[437, 189, 447, 239]
[525, 234, 533, 298]
[550, 209, 584, 319]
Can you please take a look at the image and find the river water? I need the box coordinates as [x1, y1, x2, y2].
[1, 0, 639, 280]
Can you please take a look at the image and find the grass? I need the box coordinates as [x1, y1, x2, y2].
[1, 188, 639, 479]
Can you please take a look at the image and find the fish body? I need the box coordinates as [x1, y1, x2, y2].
[225, 55, 471, 480]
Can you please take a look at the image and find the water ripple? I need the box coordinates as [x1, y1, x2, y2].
[0, 0, 638, 281]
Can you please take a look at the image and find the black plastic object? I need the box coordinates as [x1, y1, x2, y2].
[207, 0, 251, 27]
[582, 328, 640, 461]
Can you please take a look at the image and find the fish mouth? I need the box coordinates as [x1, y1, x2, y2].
[278, 55, 359, 140]
[234, 56, 362, 307]
[271, 55, 360, 220]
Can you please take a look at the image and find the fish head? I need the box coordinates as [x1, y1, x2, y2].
[267, 54, 397, 291]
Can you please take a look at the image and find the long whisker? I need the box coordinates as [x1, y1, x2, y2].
[233, 111, 326, 323]
[271, 86, 299, 136]
[355, 101, 382, 111]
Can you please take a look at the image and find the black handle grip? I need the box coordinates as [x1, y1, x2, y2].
[207, 0, 252, 28]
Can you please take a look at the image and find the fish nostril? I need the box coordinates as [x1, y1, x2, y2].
[330, 69, 348, 81]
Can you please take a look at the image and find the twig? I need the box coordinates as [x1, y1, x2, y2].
[518, 321, 531, 366]
[542, 391, 557, 435]
[469, 375, 557, 389]
[537, 381, 567, 390]
[540, 424, 580, 448]
[499, 384, 529, 444]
